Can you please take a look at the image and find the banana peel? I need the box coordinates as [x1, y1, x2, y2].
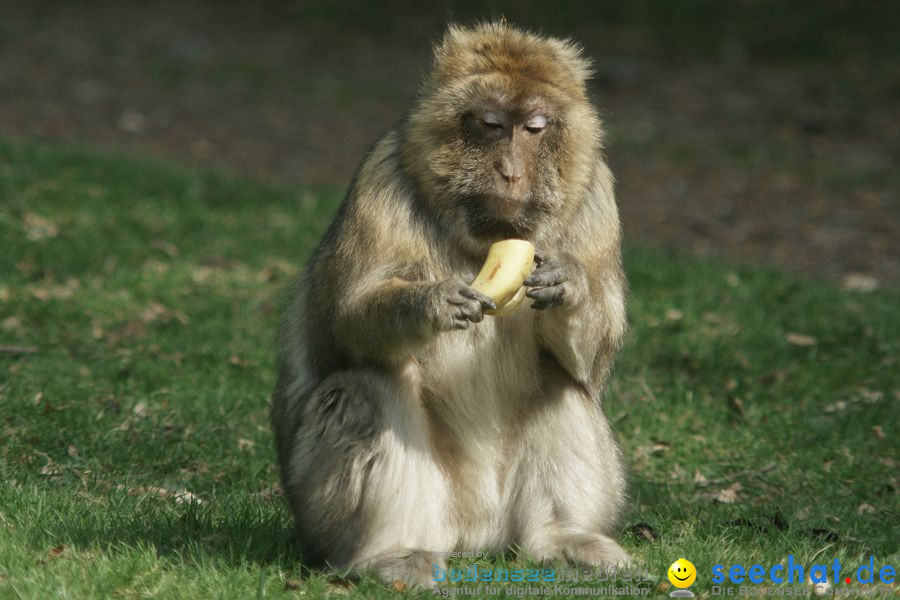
[471, 239, 535, 317]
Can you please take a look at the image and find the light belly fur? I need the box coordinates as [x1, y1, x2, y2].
[418, 309, 548, 551]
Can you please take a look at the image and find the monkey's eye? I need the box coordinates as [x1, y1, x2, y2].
[525, 115, 548, 134]
[481, 112, 504, 129]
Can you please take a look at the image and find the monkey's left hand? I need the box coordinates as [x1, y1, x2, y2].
[524, 252, 589, 310]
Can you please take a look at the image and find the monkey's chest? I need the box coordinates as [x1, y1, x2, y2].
[420, 311, 539, 416]
[417, 312, 541, 548]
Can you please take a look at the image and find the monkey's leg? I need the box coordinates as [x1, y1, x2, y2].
[509, 380, 629, 568]
[282, 368, 453, 587]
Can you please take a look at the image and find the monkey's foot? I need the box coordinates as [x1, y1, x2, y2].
[558, 532, 630, 569]
[359, 549, 445, 589]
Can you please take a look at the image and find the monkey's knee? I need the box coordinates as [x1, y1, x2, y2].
[303, 371, 381, 448]
[288, 370, 384, 489]
[282, 371, 385, 563]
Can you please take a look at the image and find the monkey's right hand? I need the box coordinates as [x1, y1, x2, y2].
[428, 278, 497, 331]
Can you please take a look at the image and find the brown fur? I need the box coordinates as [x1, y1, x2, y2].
[272, 22, 628, 587]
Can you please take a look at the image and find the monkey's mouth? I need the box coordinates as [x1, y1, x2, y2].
[479, 192, 530, 217]
[461, 194, 535, 240]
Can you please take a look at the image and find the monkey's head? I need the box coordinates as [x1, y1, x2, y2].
[403, 22, 601, 254]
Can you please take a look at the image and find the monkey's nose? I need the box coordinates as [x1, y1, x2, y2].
[496, 157, 525, 184]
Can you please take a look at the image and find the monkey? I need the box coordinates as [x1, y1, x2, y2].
[271, 22, 629, 587]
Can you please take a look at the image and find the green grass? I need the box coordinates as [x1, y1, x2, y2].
[0, 139, 897, 598]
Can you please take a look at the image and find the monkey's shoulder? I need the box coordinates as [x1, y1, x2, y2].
[310, 130, 434, 274]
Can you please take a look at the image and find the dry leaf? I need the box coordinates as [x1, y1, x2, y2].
[132, 401, 148, 418]
[140, 301, 189, 325]
[47, 544, 66, 559]
[191, 266, 216, 283]
[391, 579, 407, 592]
[0, 341, 31, 354]
[172, 490, 202, 505]
[118, 109, 146, 133]
[807, 573, 831, 595]
[128, 486, 202, 504]
[31, 278, 81, 301]
[760, 368, 789, 385]
[67, 445, 78, 457]
[878, 457, 896, 469]
[859, 388, 883, 403]
[284, 579, 302, 590]
[627, 522, 660, 541]
[693, 469, 708, 485]
[786, 333, 816, 347]
[23, 212, 59, 240]
[238, 438, 255, 451]
[711, 482, 742, 504]
[842, 273, 878, 293]
[150, 239, 179, 258]
[729, 396, 747, 419]
[856, 503, 876, 515]
[823, 400, 847, 413]
[143, 259, 170, 274]
[872, 425, 885, 440]
[129, 485, 170, 499]
[651, 440, 671, 454]
[665, 308, 683, 321]
[2, 316, 21, 331]
[257, 484, 284, 502]
[40, 462, 61, 477]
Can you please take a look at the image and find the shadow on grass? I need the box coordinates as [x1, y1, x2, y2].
[50, 493, 303, 569]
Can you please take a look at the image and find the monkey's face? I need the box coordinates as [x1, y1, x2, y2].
[460, 98, 553, 224]
[408, 89, 569, 247]
[403, 24, 600, 252]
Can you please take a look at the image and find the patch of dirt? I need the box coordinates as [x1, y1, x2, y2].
[1, 2, 897, 284]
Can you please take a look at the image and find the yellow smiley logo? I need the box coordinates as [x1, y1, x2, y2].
[668, 558, 697, 588]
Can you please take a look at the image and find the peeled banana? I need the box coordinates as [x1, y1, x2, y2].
[471, 239, 535, 317]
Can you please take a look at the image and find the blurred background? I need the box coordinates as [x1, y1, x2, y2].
[2, 0, 897, 285]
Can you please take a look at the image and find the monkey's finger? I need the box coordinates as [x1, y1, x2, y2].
[529, 296, 563, 310]
[526, 285, 566, 309]
[458, 287, 497, 311]
[450, 317, 471, 330]
[448, 291, 494, 313]
[458, 301, 485, 323]
[533, 250, 548, 266]
[524, 266, 566, 288]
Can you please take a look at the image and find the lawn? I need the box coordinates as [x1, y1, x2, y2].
[0, 139, 897, 598]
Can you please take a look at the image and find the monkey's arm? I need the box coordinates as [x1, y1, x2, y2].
[332, 274, 494, 365]
[528, 165, 627, 394]
[530, 261, 626, 392]
[304, 132, 490, 365]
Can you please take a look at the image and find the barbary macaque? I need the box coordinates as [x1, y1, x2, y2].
[271, 22, 629, 587]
